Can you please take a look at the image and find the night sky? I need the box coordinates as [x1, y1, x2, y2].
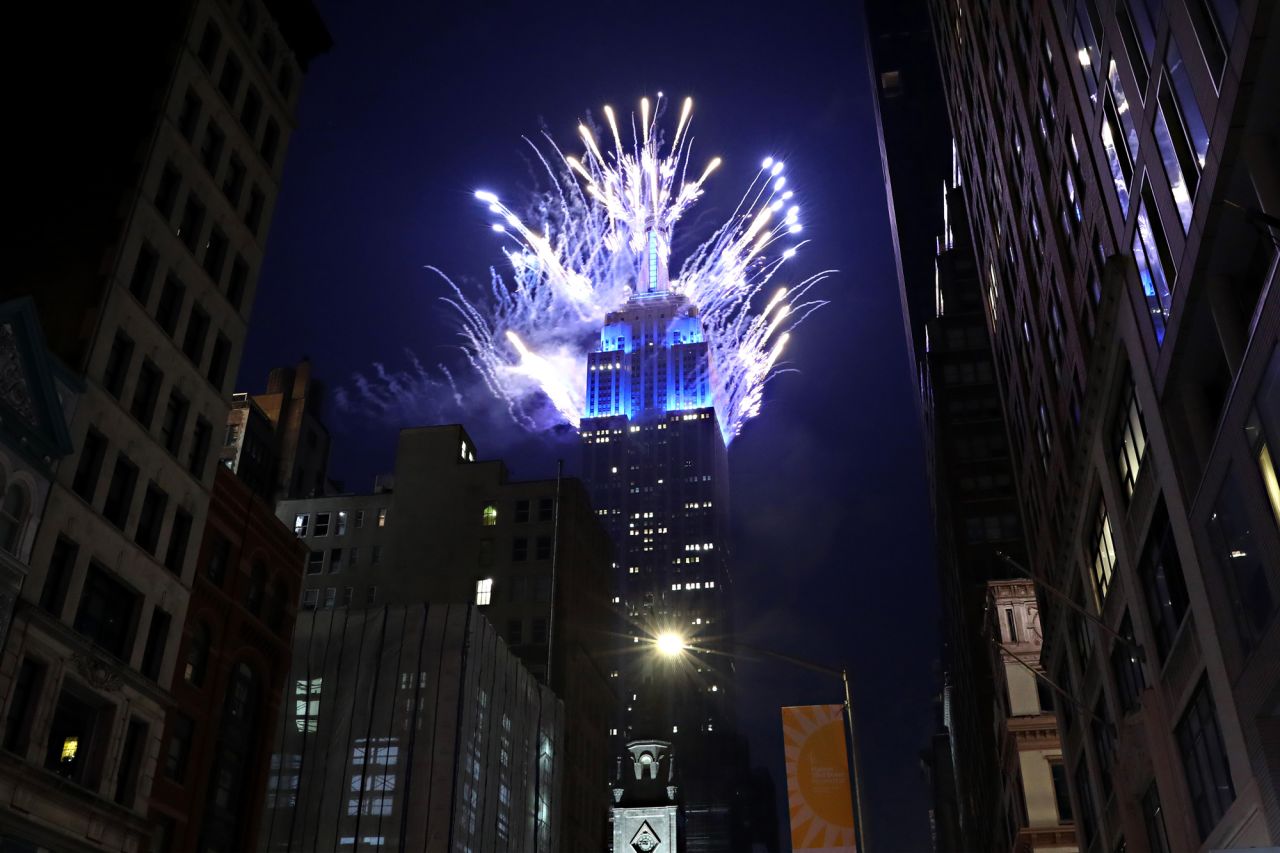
[241, 1, 940, 849]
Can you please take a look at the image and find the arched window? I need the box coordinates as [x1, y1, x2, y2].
[246, 562, 265, 616]
[184, 623, 211, 686]
[0, 481, 29, 555]
[482, 503, 498, 526]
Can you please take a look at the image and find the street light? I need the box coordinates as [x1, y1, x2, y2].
[648, 632, 867, 853]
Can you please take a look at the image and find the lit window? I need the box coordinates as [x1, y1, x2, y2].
[377, 508, 387, 528]
[1114, 381, 1148, 499]
[336, 511, 349, 536]
[1133, 189, 1176, 345]
[482, 504, 498, 526]
[294, 513, 309, 537]
[475, 578, 493, 606]
[1091, 503, 1117, 608]
[295, 678, 321, 732]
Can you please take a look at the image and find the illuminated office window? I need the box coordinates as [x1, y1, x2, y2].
[482, 504, 498, 526]
[475, 578, 493, 606]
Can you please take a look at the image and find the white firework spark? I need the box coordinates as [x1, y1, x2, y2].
[445, 94, 828, 442]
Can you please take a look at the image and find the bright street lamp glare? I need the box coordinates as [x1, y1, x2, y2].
[655, 632, 686, 657]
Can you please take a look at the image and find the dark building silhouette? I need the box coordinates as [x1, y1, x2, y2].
[148, 465, 307, 850]
[275, 425, 616, 852]
[916, 0, 1280, 850]
[0, 1, 328, 849]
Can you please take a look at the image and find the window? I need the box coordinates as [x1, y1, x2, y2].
[336, 511, 349, 536]
[1186, 0, 1238, 82]
[1072, 0, 1103, 101]
[140, 608, 171, 681]
[226, 255, 249, 311]
[294, 513, 309, 537]
[1166, 41, 1210, 169]
[301, 589, 319, 611]
[475, 578, 493, 606]
[1206, 471, 1275, 654]
[532, 618, 548, 644]
[1092, 697, 1117, 798]
[241, 86, 262, 136]
[1117, 0, 1155, 94]
[1154, 83, 1196, 233]
[203, 226, 228, 283]
[1142, 782, 1172, 853]
[218, 52, 242, 103]
[341, 587, 353, 607]
[246, 186, 265, 235]
[199, 122, 224, 174]
[100, 333, 134, 402]
[3, 658, 45, 754]
[295, 676, 322, 732]
[535, 535, 552, 560]
[129, 242, 158, 303]
[72, 429, 107, 503]
[1050, 761, 1072, 823]
[512, 537, 528, 561]
[507, 618, 523, 644]
[156, 275, 185, 336]
[1004, 608, 1019, 643]
[189, 416, 212, 479]
[538, 497, 554, 522]
[40, 537, 78, 616]
[1101, 93, 1134, 216]
[323, 587, 336, 609]
[1140, 501, 1190, 660]
[207, 334, 231, 391]
[73, 564, 138, 659]
[1248, 347, 1280, 528]
[114, 718, 148, 806]
[160, 390, 189, 455]
[177, 195, 205, 253]
[165, 509, 192, 574]
[222, 155, 246, 208]
[1090, 503, 1116, 608]
[206, 533, 231, 586]
[482, 504, 498, 526]
[329, 549, 343, 573]
[315, 512, 331, 536]
[349, 546, 359, 566]
[1134, 186, 1177, 345]
[371, 546, 382, 565]
[197, 20, 221, 69]
[306, 551, 323, 575]
[247, 563, 266, 615]
[178, 88, 201, 141]
[134, 483, 167, 555]
[355, 510, 365, 528]
[377, 508, 387, 528]
[366, 585, 378, 605]
[261, 118, 280, 167]
[102, 454, 138, 530]
[165, 714, 195, 780]
[155, 163, 181, 220]
[515, 500, 529, 523]
[1176, 678, 1236, 839]
[1114, 381, 1148, 498]
[1111, 613, 1146, 713]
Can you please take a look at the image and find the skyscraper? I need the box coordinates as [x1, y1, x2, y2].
[580, 222, 739, 850]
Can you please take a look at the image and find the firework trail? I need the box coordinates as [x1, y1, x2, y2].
[443, 94, 828, 443]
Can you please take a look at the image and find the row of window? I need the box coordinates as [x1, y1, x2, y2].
[70, 434, 196, 574]
[302, 586, 378, 610]
[294, 508, 386, 537]
[481, 497, 556, 526]
[197, 15, 291, 156]
[156, 157, 266, 260]
[305, 545, 381, 575]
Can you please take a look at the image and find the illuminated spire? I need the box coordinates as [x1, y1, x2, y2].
[639, 219, 671, 293]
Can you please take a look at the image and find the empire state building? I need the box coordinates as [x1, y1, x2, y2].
[581, 221, 741, 850]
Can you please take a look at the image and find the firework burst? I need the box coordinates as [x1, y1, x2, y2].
[443, 94, 828, 442]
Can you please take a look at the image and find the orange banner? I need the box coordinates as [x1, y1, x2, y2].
[782, 704, 856, 852]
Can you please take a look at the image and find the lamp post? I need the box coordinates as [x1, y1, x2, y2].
[651, 632, 867, 853]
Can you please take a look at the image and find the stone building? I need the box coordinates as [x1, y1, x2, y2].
[275, 424, 616, 851]
[148, 464, 307, 850]
[0, 1, 328, 849]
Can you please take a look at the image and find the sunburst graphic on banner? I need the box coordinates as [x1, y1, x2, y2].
[782, 704, 856, 852]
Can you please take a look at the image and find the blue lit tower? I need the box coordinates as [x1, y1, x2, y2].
[581, 220, 740, 851]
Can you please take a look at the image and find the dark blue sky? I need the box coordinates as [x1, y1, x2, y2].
[242, 1, 940, 848]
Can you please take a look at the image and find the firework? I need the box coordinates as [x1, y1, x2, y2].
[444, 94, 827, 442]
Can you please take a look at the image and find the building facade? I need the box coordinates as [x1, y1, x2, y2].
[275, 425, 616, 852]
[0, 1, 328, 850]
[989, 580, 1078, 853]
[580, 223, 742, 851]
[926, 0, 1280, 850]
[148, 465, 306, 851]
[258, 603, 564, 853]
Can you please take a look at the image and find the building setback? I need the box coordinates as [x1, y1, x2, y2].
[258, 603, 563, 853]
[925, 0, 1280, 850]
[275, 424, 616, 852]
[148, 464, 307, 851]
[0, 1, 328, 850]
